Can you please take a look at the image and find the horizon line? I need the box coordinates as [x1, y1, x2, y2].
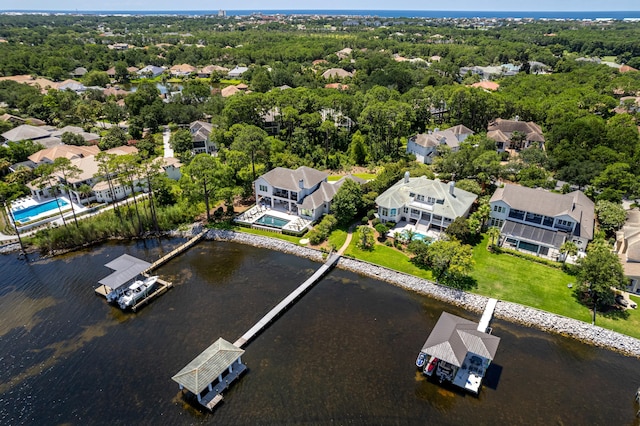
[2, 8, 640, 13]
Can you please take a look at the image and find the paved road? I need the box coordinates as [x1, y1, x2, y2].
[163, 127, 174, 158]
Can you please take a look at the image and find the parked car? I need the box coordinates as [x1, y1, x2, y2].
[615, 294, 628, 308]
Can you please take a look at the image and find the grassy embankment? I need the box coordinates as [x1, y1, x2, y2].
[342, 233, 640, 339]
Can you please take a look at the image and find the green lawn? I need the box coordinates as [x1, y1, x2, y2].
[224, 225, 306, 244]
[327, 173, 377, 182]
[327, 227, 348, 251]
[339, 232, 640, 340]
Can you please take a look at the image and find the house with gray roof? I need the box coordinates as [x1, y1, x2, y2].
[375, 174, 477, 231]
[2, 124, 51, 143]
[407, 125, 474, 164]
[489, 183, 595, 259]
[615, 209, 640, 294]
[137, 65, 165, 78]
[189, 121, 217, 154]
[254, 166, 350, 221]
[227, 66, 249, 78]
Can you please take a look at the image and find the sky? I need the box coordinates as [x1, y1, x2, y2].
[3, 1, 640, 12]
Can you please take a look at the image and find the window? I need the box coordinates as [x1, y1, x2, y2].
[556, 219, 573, 229]
[259, 184, 268, 192]
[427, 196, 436, 204]
[403, 207, 408, 213]
[416, 194, 425, 202]
[390, 208, 397, 216]
[493, 205, 505, 213]
[433, 215, 442, 221]
[381, 207, 389, 216]
[489, 218, 504, 228]
[409, 192, 415, 197]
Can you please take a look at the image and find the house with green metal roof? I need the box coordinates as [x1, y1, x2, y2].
[375, 173, 477, 231]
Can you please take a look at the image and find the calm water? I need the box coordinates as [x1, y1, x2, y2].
[1, 239, 640, 425]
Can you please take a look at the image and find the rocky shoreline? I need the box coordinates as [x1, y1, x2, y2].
[206, 228, 640, 358]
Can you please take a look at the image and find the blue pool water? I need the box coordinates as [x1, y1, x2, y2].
[255, 214, 290, 228]
[12, 199, 68, 223]
[401, 230, 432, 242]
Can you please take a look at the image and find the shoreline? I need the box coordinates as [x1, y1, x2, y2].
[205, 228, 640, 358]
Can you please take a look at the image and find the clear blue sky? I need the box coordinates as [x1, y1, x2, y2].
[5, 1, 640, 12]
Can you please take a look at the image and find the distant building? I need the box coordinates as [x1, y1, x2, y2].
[227, 66, 249, 78]
[189, 121, 217, 154]
[486, 118, 545, 152]
[407, 125, 474, 164]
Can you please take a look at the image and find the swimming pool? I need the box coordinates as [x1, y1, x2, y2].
[400, 230, 432, 243]
[12, 199, 68, 223]
[254, 214, 290, 228]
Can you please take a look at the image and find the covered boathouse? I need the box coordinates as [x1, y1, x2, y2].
[172, 338, 247, 410]
[95, 254, 151, 299]
[420, 311, 500, 394]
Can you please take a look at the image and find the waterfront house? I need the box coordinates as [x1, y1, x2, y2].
[487, 118, 545, 152]
[137, 65, 165, 78]
[255, 166, 350, 221]
[169, 63, 197, 77]
[406, 125, 474, 164]
[615, 209, 640, 294]
[489, 183, 595, 259]
[375, 174, 477, 231]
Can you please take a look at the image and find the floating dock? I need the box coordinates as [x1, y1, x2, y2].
[234, 251, 340, 348]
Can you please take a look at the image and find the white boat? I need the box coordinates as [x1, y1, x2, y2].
[118, 276, 158, 309]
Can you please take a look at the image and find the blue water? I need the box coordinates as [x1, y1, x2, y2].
[3, 10, 640, 20]
[12, 199, 68, 223]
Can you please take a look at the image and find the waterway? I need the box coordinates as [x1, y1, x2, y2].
[1, 239, 639, 424]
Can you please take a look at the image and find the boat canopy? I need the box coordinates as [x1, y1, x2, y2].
[421, 312, 501, 367]
[172, 338, 245, 395]
[98, 254, 151, 291]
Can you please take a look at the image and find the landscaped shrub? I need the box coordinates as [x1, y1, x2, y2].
[361, 216, 369, 224]
[367, 209, 376, 220]
[308, 214, 338, 245]
[375, 222, 388, 240]
[371, 218, 380, 227]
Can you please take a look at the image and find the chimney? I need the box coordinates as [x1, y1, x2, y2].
[449, 181, 455, 195]
[404, 171, 410, 183]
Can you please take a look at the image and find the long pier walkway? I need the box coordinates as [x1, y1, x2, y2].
[144, 230, 207, 274]
[234, 251, 341, 348]
[478, 298, 498, 333]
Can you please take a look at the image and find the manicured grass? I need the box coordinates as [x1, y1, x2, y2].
[327, 173, 377, 182]
[235, 226, 305, 244]
[340, 232, 640, 339]
[327, 228, 348, 251]
[220, 79, 242, 85]
[343, 236, 433, 280]
[471, 236, 592, 323]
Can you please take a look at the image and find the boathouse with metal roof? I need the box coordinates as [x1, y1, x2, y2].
[95, 254, 151, 296]
[172, 338, 246, 410]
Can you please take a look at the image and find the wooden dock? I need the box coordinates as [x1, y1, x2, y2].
[145, 231, 207, 273]
[234, 252, 340, 348]
[478, 298, 498, 333]
[131, 278, 172, 312]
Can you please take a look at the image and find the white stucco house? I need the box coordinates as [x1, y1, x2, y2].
[489, 183, 595, 259]
[615, 209, 640, 294]
[375, 173, 477, 231]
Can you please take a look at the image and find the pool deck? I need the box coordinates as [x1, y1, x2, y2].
[10, 196, 88, 226]
[235, 205, 311, 233]
[386, 221, 441, 241]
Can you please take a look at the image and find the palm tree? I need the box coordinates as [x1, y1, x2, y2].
[35, 164, 67, 228]
[53, 157, 82, 227]
[487, 226, 501, 249]
[560, 241, 578, 263]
